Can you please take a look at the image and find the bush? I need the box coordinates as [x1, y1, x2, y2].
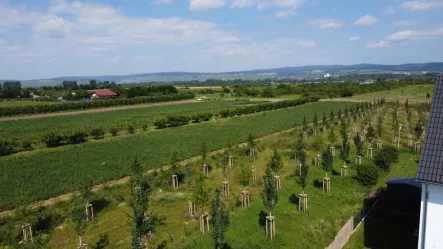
[356, 164, 379, 187]
[154, 117, 168, 129]
[0, 138, 14, 156]
[373, 146, 399, 171]
[142, 123, 148, 131]
[90, 128, 105, 140]
[166, 115, 190, 127]
[127, 124, 135, 134]
[109, 126, 119, 137]
[21, 139, 33, 151]
[43, 132, 64, 147]
[66, 131, 89, 144]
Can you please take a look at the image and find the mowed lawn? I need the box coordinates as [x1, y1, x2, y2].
[0, 99, 262, 138]
[0, 101, 352, 209]
[351, 84, 435, 102]
[0, 100, 57, 107]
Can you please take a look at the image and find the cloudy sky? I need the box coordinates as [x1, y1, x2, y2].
[0, 0, 443, 79]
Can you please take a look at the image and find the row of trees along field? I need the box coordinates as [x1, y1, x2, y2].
[0, 97, 319, 156]
[1, 95, 428, 248]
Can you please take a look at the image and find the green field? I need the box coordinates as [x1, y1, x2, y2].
[0, 99, 262, 138]
[39, 106, 420, 249]
[0, 100, 57, 107]
[0, 101, 352, 209]
[351, 84, 435, 102]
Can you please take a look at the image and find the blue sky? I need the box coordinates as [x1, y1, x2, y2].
[0, 0, 443, 79]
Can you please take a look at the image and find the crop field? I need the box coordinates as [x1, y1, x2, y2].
[0, 101, 351, 209]
[8, 101, 420, 249]
[0, 99, 263, 138]
[0, 100, 57, 107]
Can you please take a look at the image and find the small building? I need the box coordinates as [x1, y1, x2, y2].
[416, 73, 443, 249]
[90, 89, 118, 98]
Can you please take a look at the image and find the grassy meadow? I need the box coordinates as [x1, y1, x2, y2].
[351, 84, 435, 102]
[0, 101, 352, 210]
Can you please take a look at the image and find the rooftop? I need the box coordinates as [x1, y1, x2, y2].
[416, 74, 443, 184]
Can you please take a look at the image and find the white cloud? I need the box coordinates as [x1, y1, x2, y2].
[355, 15, 378, 26]
[153, 0, 173, 4]
[401, 1, 443, 11]
[4, 52, 42, 58]
[275, 9, 296, 18]
[273, 0, 305, 9]
[217, 36, 241, 42]
[387, 28, 443, 41]
[366, 40, 390, 48]
[349, 36, 360, 41]
[382, 5, 396, 14]
[204, 38, 316, 57]
[231, 0, 256, 8]
[49, 57, 57, 62]
[189, 0, 226, 11]
[257, 1, 268, 9]
[104, 56, 123, 63]
[307, 19, 344, 29]
[33, 15, 73, 37]
[393, 20, 419, 27]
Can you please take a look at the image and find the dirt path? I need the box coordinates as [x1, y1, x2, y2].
[0, 99, 198, 122]
[0, 126, 296, 217]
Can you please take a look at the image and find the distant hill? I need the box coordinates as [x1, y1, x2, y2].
[10, 62, 443, 87]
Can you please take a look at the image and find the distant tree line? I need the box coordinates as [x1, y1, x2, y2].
[0, 92, 194, 117]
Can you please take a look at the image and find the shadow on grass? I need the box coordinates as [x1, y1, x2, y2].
[289, 193, 299, 205]
[258, 210, 267, 227]
[91, 198, 111, 214]
[331, 169, 340, 176]
[313, 179, 322, 189]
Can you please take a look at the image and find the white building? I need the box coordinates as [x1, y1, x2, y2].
[416, 74, 443, 249]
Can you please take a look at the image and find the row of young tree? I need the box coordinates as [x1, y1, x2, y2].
[0, 92, 194, 117]
[154, 96, 319, 129]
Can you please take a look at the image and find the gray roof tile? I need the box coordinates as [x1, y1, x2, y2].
[417, 74, 443, 184]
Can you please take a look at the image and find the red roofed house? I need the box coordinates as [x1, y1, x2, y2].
[90, 89, 118, 98]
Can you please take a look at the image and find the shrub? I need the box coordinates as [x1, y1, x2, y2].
[90, 128, 105, 140]
[66, 131, 88, 144]
[0, 138, 14, 156]
[109, 126, 119, 137]
[43, 132, 64, 147]
[142, 123, 148, 131]
[127, 124, 135, 134]
[166, 115, 190, 127]
[154, 117, 167, 129]
[373, 146, 399, 171]
[21, 139, 33, 151]
[356, 164, 379, 187]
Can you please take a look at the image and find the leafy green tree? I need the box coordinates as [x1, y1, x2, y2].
[321, 150, 334, 178]
[328, 126, 337, 145]
[310, 135, 324, 152]
[299, 163, 309, 194]
[2, 81, 22, 98]
[313, 113, 318, 127]
[170, 151, 180, 174]
[236, 163, 252, 187]
[303, 115, 308, 131]
[426, 92, 431, 103]
[366, 126, 375, 144]
[0, 137, 14, 156]
[261, 167, 278, 212]
[373, 147, 399, 171]
[356, 164, 379, 187]
[71, 195, 88, 248]
[210, 189, 230, 249]
[247, 134, 256, 148]
[330, 109, 335, 122]
[129, 157, 151, 249]
[192, 174, 212, 210]
[376, 115, 384, 138]
[201, 141, 208, 162]
[322, 113, 327, 125]
[353, 133, 363, 156]
[267, 148, 282, 174]
[414, 118, 425, 142]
